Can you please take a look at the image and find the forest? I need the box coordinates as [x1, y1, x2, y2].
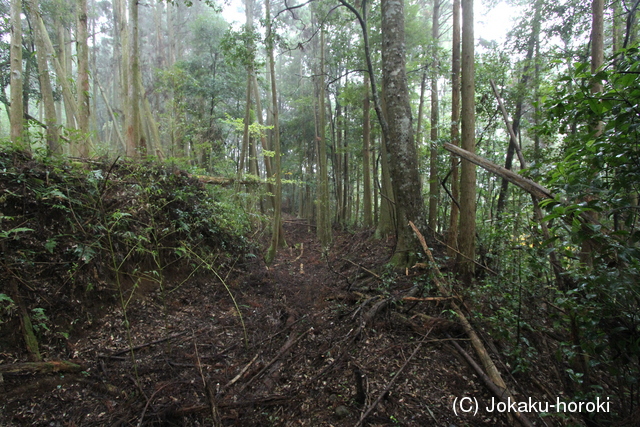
[1, 0, 639, 425]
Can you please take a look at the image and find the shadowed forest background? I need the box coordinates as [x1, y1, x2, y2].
[1, 0, 640, 425]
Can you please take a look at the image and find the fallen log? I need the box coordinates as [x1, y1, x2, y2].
[0, 360, 85, 375]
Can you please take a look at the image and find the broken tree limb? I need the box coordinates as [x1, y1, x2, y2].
[167, 395, 290, 416]
[490, 79, 527, 169]
[238, 328, 312, 394]
[408, 222, 517, 401]
[450, 337, 535, 427]
[354, 330, 432, 427]
[443, 143, 553, 201]
[0, 360, 85, 375]
[107, 331, 188, 357]
[342, 258, 381, 279]
[218, 353, 259, 396]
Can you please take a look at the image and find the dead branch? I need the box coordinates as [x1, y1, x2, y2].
[106, 331, 187, 357]
[0, 360, 85, 375]
[402, 296, 455, 302]
[218, 353, 259, 396]
[442, 143, 553, 201]
[450, 338, 535, 427]
[238, 328, 312, 394]
[167, 395, 290, 416]
[408, 223, 514, 398]
[354, 330, 432, 427]
[194, 175, 261, 186]
[490, 79, 527, 168]
[342, 257, 381, 279]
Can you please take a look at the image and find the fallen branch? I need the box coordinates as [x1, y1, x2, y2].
[342, 258, 381, 279]
[354, 330, 432, 427]
[167, 395, 290, 416]
[106, 331, 187, 357]
[443, 143, 553, 201]
[218, 353, 259, 396]
[402, 296, 455, 302]
[408, 223, 513, 398]
[450, 337, 535, 427]
[0, 360, 85, 375]
[238, 328, 312, 394]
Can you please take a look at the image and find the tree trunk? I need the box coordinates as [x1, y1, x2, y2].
[428, 0, 441, 233]
[316, 27, 332, 248]
[446, 0, 461, 258]
[376, 133, 396, 238]
[10, 0, 24, 145]
[362, 75, 373, 227]
[265, 0, 286, 264]
[125, 0, 144, 157]
[457, 0, 476, 280]
[239, 0, 255, 176]
[381, 0, 425, 266]
[77, 0, 90, 157]
[27, 0, 60, 154]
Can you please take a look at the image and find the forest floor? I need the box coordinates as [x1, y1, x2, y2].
[0, 151, 567, 426]
[0, 214, 521, 426]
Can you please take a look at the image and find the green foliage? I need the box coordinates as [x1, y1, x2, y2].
[0, 294, 16, 325]
[0, 148, 252, 357]
[474, 44, 640, 419]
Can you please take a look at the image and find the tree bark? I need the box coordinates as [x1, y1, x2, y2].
[265, 0, 286, 264]
[428, 0, 441, 233]
[27, 0, 60, 154]
[77, 0, 90, 157]
[316, 27, 332, 248]
[457, 0, 476, 280]
[10, 0, 24, 145]
[362, 75, 373, 227]
[381, 0, 425, 266]
[446, 0, 461, 258]
[125, 0, 144, 157]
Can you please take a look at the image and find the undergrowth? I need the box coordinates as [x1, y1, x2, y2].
[0, 148, 252, 361]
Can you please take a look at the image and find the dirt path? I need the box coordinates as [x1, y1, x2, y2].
[1, 218, 503, 426]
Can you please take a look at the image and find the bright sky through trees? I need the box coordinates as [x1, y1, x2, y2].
[222, 0, 519, 42]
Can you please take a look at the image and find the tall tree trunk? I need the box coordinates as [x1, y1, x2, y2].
[591, 0, 604, 101]
[77, 0, 90, 157]
[375, 133, 396, 238]
[457, 0, 476, 280]
[362, 75, 373, 227]
[10, 0, 24, 145]
[27, 0, 60, 154]
[126, 0, 144, 157]
[580, 0, 604, 267]
[115, 0, 130, 154]
[381, 0, 425, 266]
[316, 27, 332, 248]
[428, 0, 441, 233]
[343, 103, 350, 224]
[239, 0, 254, 176]
[265, 0, 286, 264]
[446, 0, 461, 258]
